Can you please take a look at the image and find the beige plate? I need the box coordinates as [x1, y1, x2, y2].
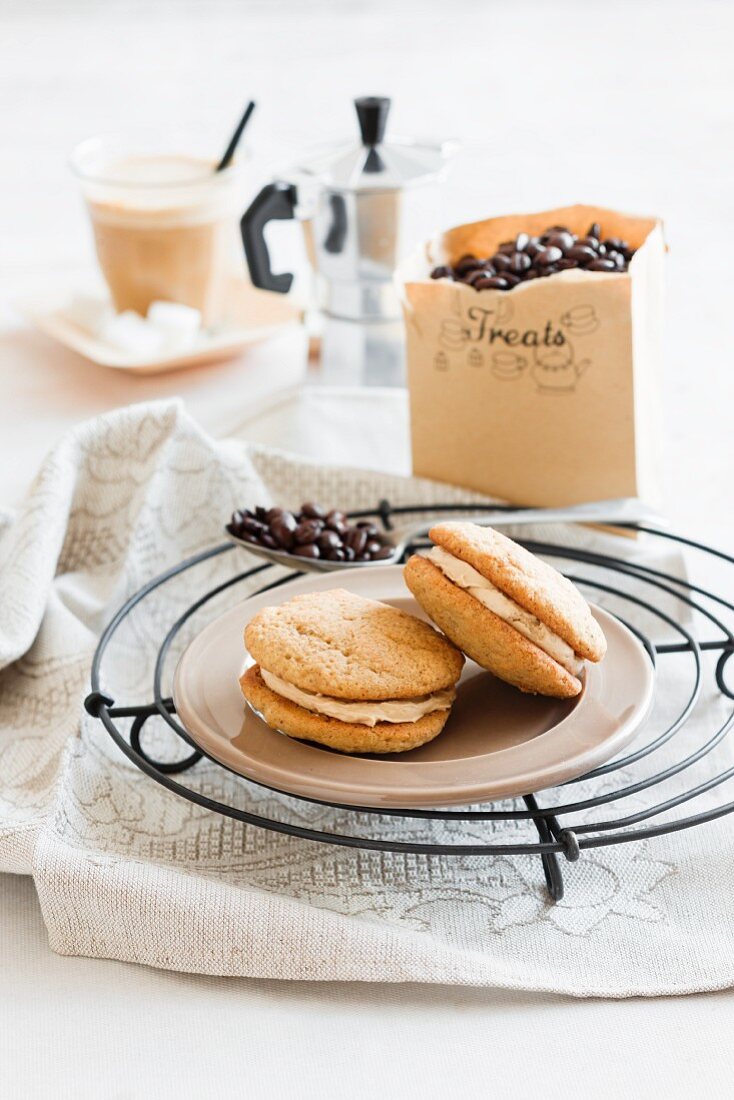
[172, 566, 654, 809]
[16, 277, 301, 375]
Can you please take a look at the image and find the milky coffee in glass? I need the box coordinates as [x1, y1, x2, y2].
[72, 141, 246, 324]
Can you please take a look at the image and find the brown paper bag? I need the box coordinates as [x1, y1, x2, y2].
[399, 205, 665, 506]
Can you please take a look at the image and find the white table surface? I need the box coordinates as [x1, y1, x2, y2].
[2, 0, 734, 1096]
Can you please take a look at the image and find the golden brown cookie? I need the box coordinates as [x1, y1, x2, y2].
[240, 665, 450, 754]
[245, 588, 463, 700]
[404, 556, 581, 698]
[404, 523, 606, 698]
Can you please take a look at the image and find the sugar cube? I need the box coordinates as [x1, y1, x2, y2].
[147, 300, 202, 352]
[66, 294, 114, 336]
[98, 311, 167, 358]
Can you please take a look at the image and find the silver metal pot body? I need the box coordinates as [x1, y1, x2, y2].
[300, 179, 443, 321]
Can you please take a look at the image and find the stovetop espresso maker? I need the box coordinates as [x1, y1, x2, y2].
[241, 97, 455, 322]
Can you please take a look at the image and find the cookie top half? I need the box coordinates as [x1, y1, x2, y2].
[429, 522, 606, 661]
[245, 588, 464, 700]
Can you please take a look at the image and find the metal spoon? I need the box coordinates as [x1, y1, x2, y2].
[225, 497, 665, 575]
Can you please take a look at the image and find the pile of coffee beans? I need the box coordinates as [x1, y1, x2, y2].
[227, 503, 394, 562]
[430, 222, 636, 292]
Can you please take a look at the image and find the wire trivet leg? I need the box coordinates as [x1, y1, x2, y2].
[523, 794, 564, 902]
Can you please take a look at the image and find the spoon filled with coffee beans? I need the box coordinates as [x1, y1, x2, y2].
[226, 497, 664, 574]
[226, 503, 397, 573]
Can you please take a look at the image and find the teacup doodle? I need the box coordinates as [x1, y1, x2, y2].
[560, 303, 599, 335]
[491, 351, 526, 380]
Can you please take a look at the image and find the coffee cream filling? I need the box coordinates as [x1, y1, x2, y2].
[259, 668, 456, 727]
[427, 546, 584, 676]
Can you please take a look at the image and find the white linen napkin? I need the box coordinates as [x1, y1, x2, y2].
[1, 398, 732, 995]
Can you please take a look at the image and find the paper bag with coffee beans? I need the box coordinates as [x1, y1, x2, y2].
[398, 205, 665, 506]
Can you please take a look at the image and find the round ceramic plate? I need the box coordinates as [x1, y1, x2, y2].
[172, 566, 654, 809]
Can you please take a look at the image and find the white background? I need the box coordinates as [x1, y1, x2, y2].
[2, 0, 734, 1096]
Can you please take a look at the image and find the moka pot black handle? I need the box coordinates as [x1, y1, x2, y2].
[240, 181, 297, 294]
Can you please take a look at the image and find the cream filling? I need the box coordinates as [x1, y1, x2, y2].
[260, 668, 455, 727]
[427, 546, 583, 676]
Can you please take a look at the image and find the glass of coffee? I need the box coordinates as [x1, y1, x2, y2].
[71, 135, 248, 325]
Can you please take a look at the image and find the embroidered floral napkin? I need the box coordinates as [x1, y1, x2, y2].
[1, 398, 732, 996]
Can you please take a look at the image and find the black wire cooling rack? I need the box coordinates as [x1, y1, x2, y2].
[84, 501, 734, 902]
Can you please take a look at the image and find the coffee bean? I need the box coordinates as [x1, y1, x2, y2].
[430, 265, 450, 279]
[465, 267, 492, 285]
[604, 237, 628, 252]
[294, 519, 322, 544]
[525, 237, 543, 257]
[255, 506, 268, 522]
[606, 249, 626, 270]
[372, 546, 395, 560]
[587, 258, 617, 271]
[566, 244, 597, 265]
[356, 522, 380, 536]
[491, 252, 513, 272]
[345, 527, 368, 555]
[500, 272, 520, 287]
[515, 232, 530, 252]
[317, 530, 341, 553]
[555, 258, 577, 270]
[523, 268, 541, 279]
[545, 231, 575, 253]
[292, 543, 321, 559]
[365, 539, 382, 555]
[300, 501, 326, 520]
[343, 546, 356, 562]
[498, 240, 516, 254]
[535, 246, 563, 266]
[325, 546, 346, 562]
[509, 251, 532, 274]
[587, 222, 601, 239]
[577, 236, 601, 251]
[269, 525, 294, 551]
[454, 255, 484, 276]
[260, 533, 279, 549]
[475, 276, 510, 290]
[241, 516, 266, 536]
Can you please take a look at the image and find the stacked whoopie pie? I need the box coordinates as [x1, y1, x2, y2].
[241, 589, 464, 754]
[404, 522, 606, 699]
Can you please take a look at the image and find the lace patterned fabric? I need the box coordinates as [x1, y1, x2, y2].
[1, 398, 731, 995]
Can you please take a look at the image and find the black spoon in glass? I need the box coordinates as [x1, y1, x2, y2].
[216, 100, 256, 172]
